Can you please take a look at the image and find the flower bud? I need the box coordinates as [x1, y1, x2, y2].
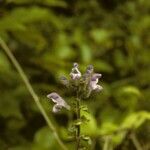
[70, 63, 81, 80]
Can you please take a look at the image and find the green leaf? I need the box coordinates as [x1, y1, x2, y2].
[90, 29, 111, 44]
[80, 44, 92, 63]
[7, 146, 30, 150]
[80, 105, 89, 112]
[115, 86, 141, 110]
[98, 122, 118, 135]
[32, 126, 59, 150]
[81, 135, 92, 145]
[0, 51, 11, 71]
[13, 28, 47, 51]
[120, 86, 141, 97]
[94, 60, 114, 73]
[111, 132, 127, 147]
[0, 93, 22, 118]
[121, 111, 150, 129]
[43, 0, 67, 7]
[80, 111, 97, 136]
[0, 7, 63, 32]
[74, 119, 83, 126]
[11, 0, 67, 7]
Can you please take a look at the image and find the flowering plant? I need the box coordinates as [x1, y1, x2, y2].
[47, 63, 103, 149]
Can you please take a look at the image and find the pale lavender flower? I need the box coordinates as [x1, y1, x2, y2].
[70, 63, 81, 80]
[89, 73, 103, 92]
[47, 92, 70, 113]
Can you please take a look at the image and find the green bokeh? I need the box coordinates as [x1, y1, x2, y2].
[0, 0, 150, 149]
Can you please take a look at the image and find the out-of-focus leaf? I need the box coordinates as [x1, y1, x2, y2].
[121, 111, 150, 129]
[0, 51, 11, 71]
[98, 122, 118, 135]
[10, 0, 67, 7]
[81, 111, 97, 136]
[0, 7, 63, 32]
[13, 28, 47, 51]
[8, 146, 30, 150]
[80, 44, 92, 63]
[90, 29, 111, 44]
[94, 60, 114, 73]
[113, 49, 126, 68]
[0, 94, 22, 118]
[6, 118, 26, 130]
[32, 126, 59, 150]
[54, 33, 75, 59]
[43, 0, 67, 7]
[111, 131, 127, 147]
[120, 86, 141, 97]
[115, 86, 141, 110]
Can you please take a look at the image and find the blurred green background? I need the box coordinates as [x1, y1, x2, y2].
[0, 0, 150, 149]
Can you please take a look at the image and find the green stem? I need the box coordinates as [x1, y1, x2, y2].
[0, 37, 68, 150]
[103, 136, 111, 150]
[130, 133, 143, 150]
[76, 91, 81, 150]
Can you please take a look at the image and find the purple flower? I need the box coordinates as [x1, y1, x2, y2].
[89, 73, 103, 92]
[70, 63, 81, 80]
[47, 92, 70, 113]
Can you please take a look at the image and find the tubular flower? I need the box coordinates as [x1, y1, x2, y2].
[70, 63, 81, 80]
[47, 92, 70, 113]
[89, 73, 103, 92]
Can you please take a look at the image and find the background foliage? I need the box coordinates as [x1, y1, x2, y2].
[0, 0, 150, 149]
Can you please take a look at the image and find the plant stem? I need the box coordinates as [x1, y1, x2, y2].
[130, 133, 143, 150]
[0, 37, 68, 150]
[103, 136, 111, 150]
[76, 92, 81, 150]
